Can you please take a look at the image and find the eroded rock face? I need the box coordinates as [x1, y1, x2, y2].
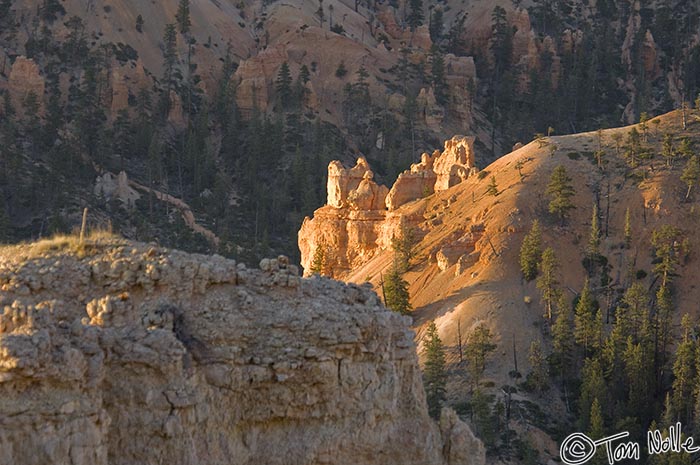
[8, 56, 44, 116]
[327, 158, 376, 209]
[0, 242, 484, 465]
[434, 136, 476, 192]
[299, 136, 479, 276]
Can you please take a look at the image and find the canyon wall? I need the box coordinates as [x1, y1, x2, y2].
[0, 240, 484, 465]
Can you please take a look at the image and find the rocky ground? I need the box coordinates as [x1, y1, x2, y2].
[0, 235, 485, 465]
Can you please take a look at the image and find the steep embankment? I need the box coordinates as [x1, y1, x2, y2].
[0, 237, 484, 465]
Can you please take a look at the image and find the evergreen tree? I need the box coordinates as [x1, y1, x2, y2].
[618, 282, 651, 344]
[135, 14, 144, 33]
[299, 64, 310, 84]
[623, 336, 649, 416]
[162, 23, 178, 96]
[579, 357, 606, 431]
[651, 225, 682, 288]
[466, 323, 496, 386]
[528, 339, 548, 395]
[537, 247, 560, 320]
[681, 155, 700, 200]
[486, 175, 499, 196]
[391, 224, 415, 273]
[589, 398, 606, 465]
[574, 279, 600, 353]
[552, 293, 574, 375]
[671, 315, 696, 425]
[662, 133, 676, 167]
[624, 207, 632, 248]
[407, 0, 424, 30]
[430, 46, 447, 105]
[384, 259, 411, 314]
[520, 220, 542, 281]
[587, 203, 600, 259]
[423, 321, 447, 419]
[429, 7, 443, 42]
[275, 62, 293, 109]
[546, 165, 576, 224]
[176, 0, 191, 34]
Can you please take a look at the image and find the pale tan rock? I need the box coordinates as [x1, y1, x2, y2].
[109, 68, 130, 118]
[440, 408, 487, 465]
[386, 153, 437, 211]
[0, 242, 484, 465]
[417, 87, 444, 132]
[327, 157, 374, 208]
[300, 135, 481, 275]
[434, 136, 476, 192]
[167, 90, 186, 127]
[347, 172, 389, 211]
[94, 171, 141, 207]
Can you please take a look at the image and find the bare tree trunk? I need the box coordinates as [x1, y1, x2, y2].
[79, 207, 88, 243]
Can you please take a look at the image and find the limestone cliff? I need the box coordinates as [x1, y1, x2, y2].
[298, 136, 477, 276]
[0, 238, 484, 465]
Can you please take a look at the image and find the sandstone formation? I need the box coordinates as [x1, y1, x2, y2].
[0, 240, 485, 465]
[7, 56, 44, 116]
[299, 136, 479, 276]
[433, 136, 477, 192]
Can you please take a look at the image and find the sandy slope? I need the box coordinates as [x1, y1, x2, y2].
[346, 110, 700, 391]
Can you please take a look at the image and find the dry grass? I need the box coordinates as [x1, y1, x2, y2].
[0, 229, 124, 262]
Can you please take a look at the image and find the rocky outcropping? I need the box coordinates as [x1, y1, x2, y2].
[0, 240, 484, 465]
[7, 56, 44, 116]
[94, 171, 141, 206]
[299, 136, 478, 276]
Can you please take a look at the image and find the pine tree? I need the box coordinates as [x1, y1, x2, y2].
[486, 175, 499, 196]
[391, 224, 415, 273]
[423, 321, 447, 419]
[299, 64, 310, 84]
[579, 357, 606, 430]
[520, 220, 542, 281]
[587, 203, 600, 259]
[651, 225, 682, 288]
[546, 165, 576, 224]
[618, 282, 650, 344]
[466, 323, 496, 386]
[429, 7, 443, 42]
[528, 339, 548, 395]
[275, 62, 293, 109]
[624, 207, 632, 248]
[681, 155, 700, 201]
[407, 0, 424, 30]
[537, 247, 560, 320]
[162, 23, 178, 96]
[135, 14, 144, 33]
[589, 398, 606, 465]
[574, 279, 600, 353]
[552, 293, 574, 376]
[310, 240, 326, 275]
[623, 336, 650, 418]
[662, 133, 675, 167]
[671, 315, 696, 425]
[176, 0, 191, 34]
[430, 46, 447, 105]
[384, 260, 411, 314]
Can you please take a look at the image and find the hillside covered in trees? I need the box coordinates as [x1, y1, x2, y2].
[1, 0, 699, 264]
